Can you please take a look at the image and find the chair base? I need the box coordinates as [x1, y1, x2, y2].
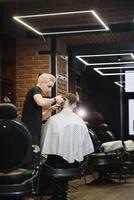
[0, 182, 33, 198]
[87, 177, 118, 185]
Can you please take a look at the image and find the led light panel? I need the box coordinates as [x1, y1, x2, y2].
[114, 81, 124, 88]
[94, 66, 134, 76]
[76, 53, 134, 66]
[13, 10, 109, 35]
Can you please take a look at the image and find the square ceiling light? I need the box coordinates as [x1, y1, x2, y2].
[76, 53, 134, 66]
[13, 10, 109, 35]
[114, 81, 125, 88]
[94, 66, 134, 76]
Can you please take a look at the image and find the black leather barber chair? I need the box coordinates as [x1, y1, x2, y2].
[38, 155, 82, 200]
[96, 123, 115, 143]
[121, 140, 134, 177]
[0, 103, 39, 199]
[87, 129, 124, 185]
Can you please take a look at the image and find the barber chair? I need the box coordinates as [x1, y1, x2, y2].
[86, 129, 124, 185]
[38, 155, 82, 200]
[0, 103, 39, 199]
[96, 123, 115, 143]
[121, 140, 134, 177]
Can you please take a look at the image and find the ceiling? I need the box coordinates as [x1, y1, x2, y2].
[1, 0, 134, 89]
[2, 0, 134, 45]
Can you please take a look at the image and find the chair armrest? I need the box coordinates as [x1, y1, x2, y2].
[32, 145, 40, 153]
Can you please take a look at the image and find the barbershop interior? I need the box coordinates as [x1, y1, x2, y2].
[1, 0, 134, 200]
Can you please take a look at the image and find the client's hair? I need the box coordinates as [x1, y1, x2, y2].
[64, 93, 77, 105]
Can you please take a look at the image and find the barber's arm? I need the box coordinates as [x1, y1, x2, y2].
[33, 94, 63, 107]
[42, 104, 60, 121]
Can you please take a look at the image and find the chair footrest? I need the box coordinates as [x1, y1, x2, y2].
[0, 182, 32, 197]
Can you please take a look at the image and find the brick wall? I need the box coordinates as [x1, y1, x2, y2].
[56, 39, 68, 96]
[16, 37, 50, 118]
[57, 55, 68, 95]
[16, 37, 68, 118]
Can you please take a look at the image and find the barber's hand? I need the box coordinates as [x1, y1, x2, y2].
[51, 104, 61, 111]
[55, 95, 64, 104]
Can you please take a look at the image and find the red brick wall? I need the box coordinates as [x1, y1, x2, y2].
[16, 38, 50, 118]
[57, 55, 68, 95]
[56, 39, 68, 96]
[16, 37, 68, 118]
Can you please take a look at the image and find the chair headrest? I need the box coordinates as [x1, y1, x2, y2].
[0, 119, 32, 172]
[0, 103, 17, 119]
[98, 123, 109, 130]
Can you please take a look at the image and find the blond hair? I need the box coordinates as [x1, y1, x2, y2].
[38, 73, 56, 83]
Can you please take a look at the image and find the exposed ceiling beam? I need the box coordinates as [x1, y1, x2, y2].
[69, 42, 134, 55]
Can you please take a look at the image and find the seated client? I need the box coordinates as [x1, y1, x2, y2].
[40, 93, 94, 167]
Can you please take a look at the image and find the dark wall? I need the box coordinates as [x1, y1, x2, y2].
[81, 67, 122, 139]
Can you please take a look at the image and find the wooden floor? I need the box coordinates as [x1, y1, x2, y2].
[43, 175, 134, 200]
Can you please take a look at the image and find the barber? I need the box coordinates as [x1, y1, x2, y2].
[22, 73, 63, 146]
